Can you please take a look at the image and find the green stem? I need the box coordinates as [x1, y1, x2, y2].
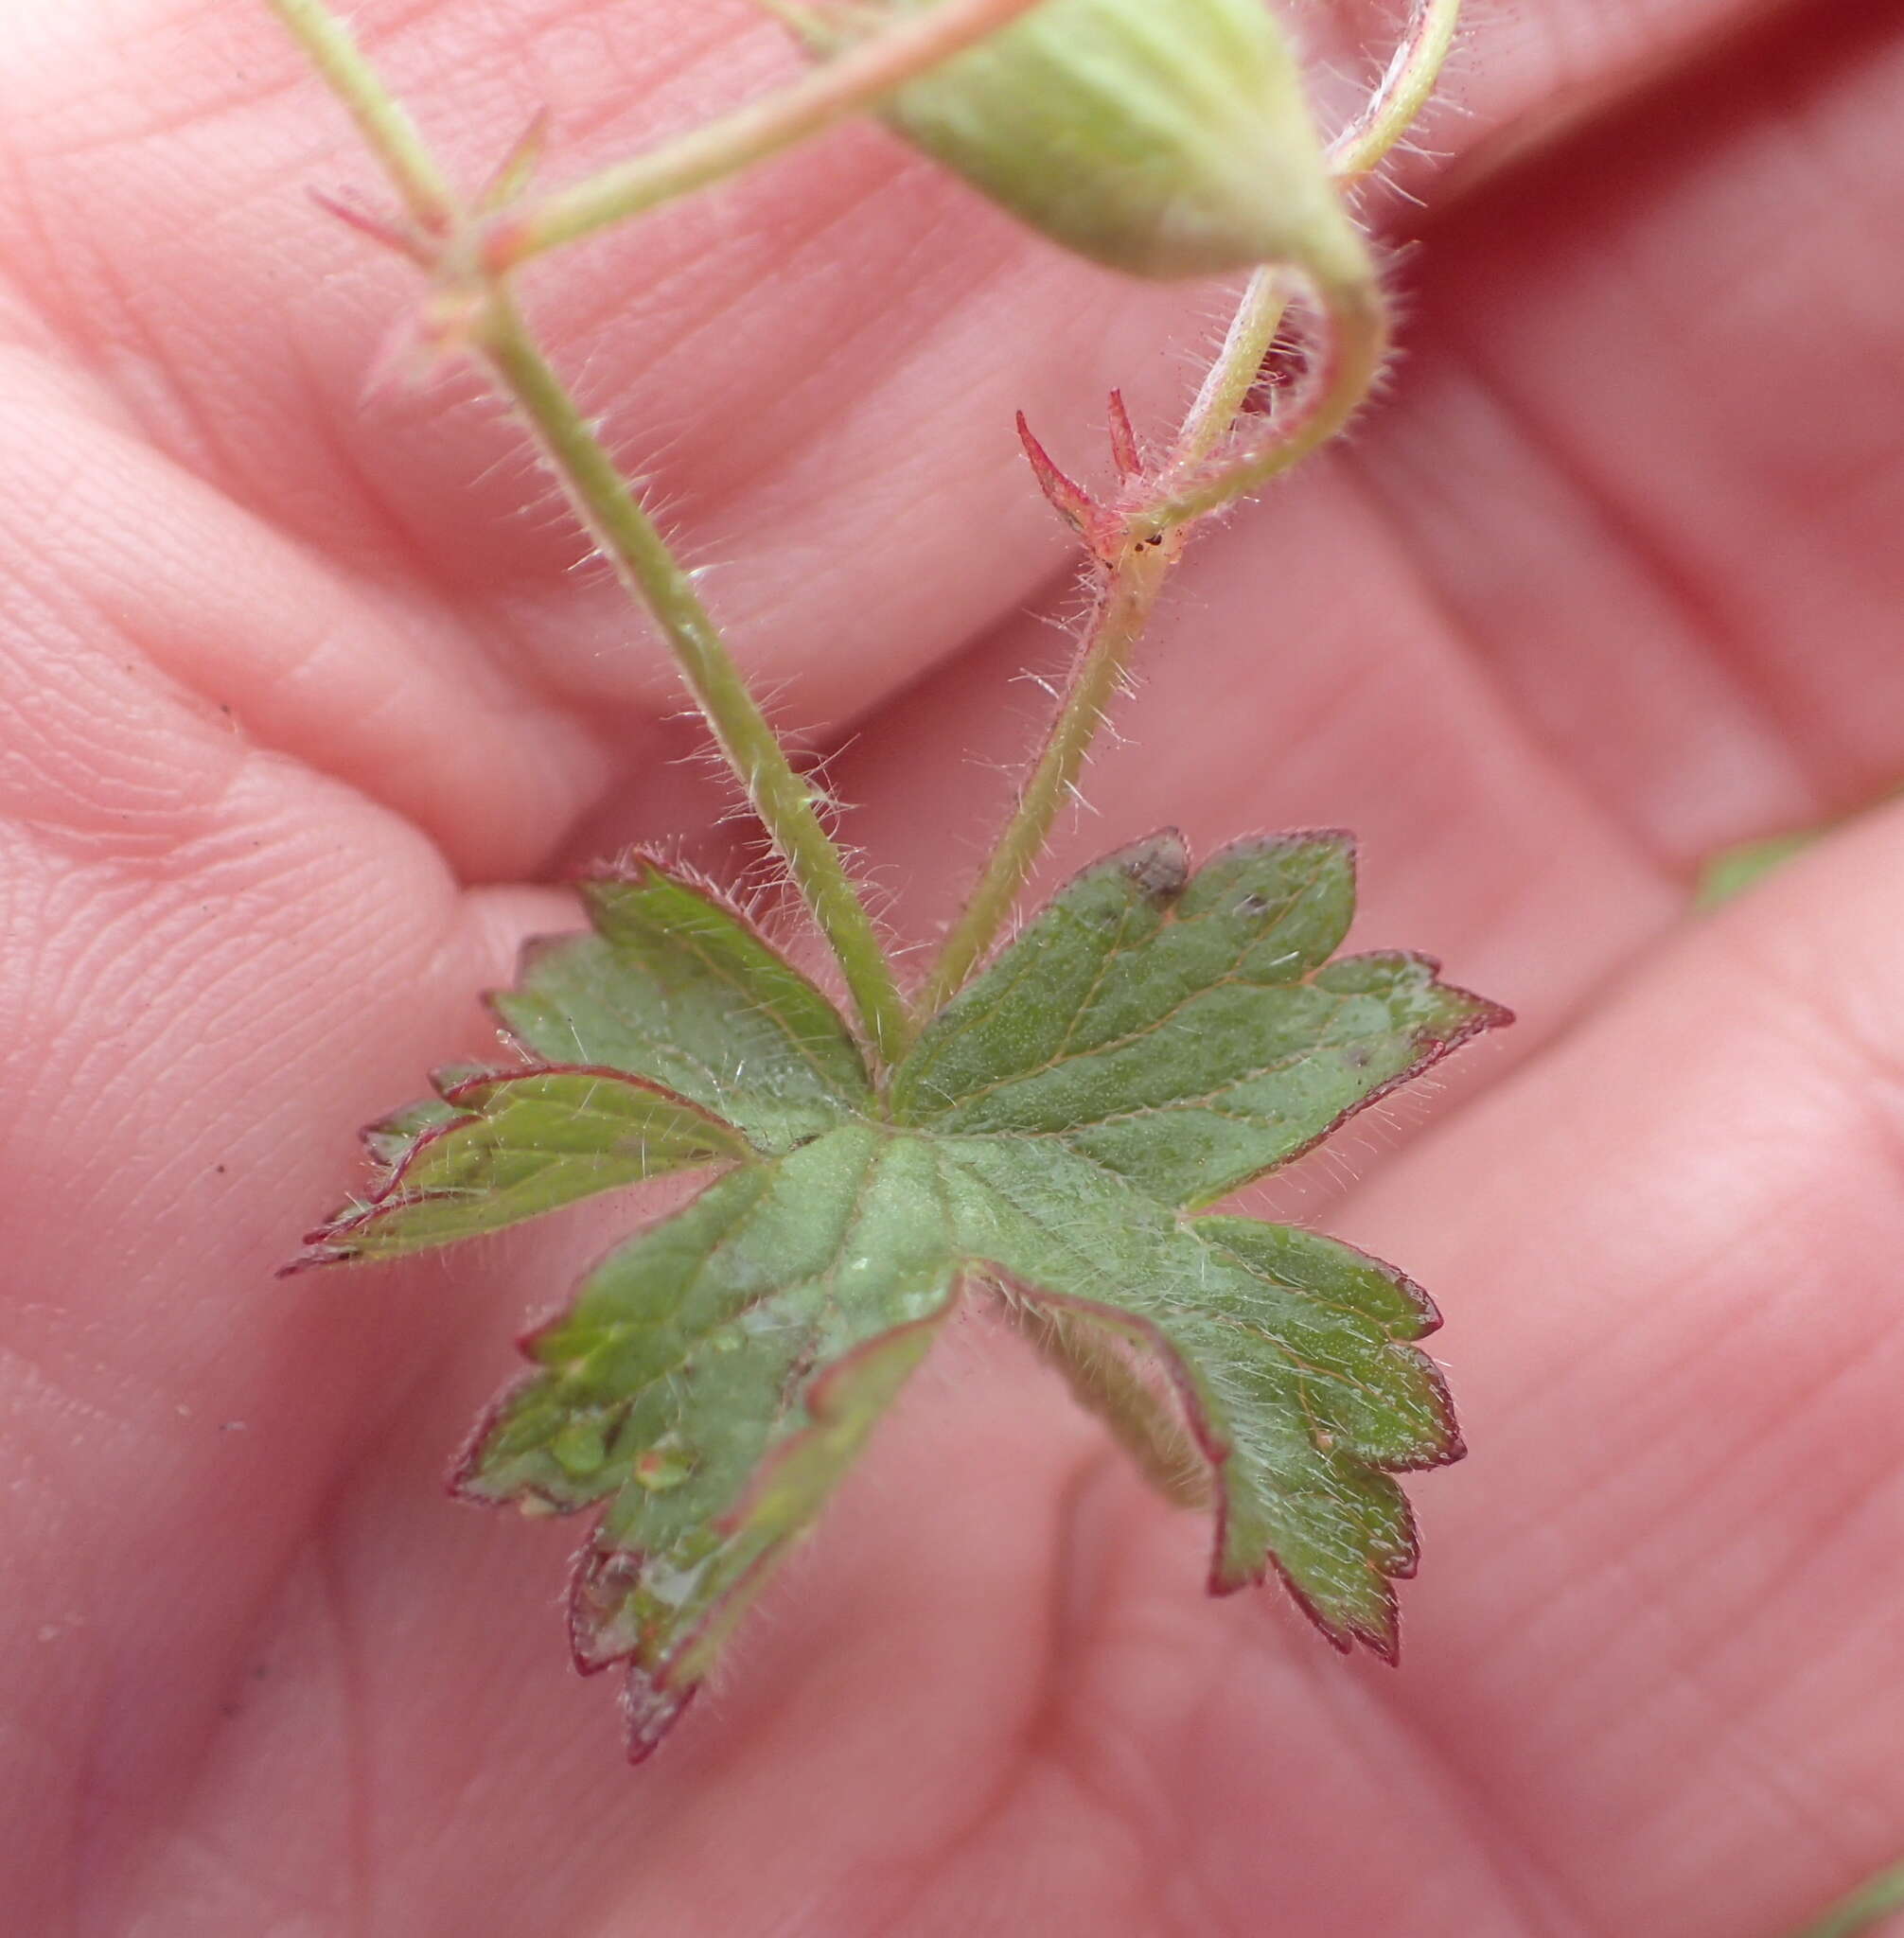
[1172, 266, 1298, 469]
[1331, 0, 1464, 185]
[493, 0, 1052, 267]
[920, 271, 1383, 1013]
[1005, 1297, 1209, 1509]
[920, 2, 1456, 1008]
[1784, 1859, 1904, 1938]
[1137, 268, 1389, 534]
[477, 291, 911, 1063]
[262, 0, 457, 234]
[1173, 0, 1461, 469]
[921, 542, 1172, 1017]
[266, 0, 910, 1063]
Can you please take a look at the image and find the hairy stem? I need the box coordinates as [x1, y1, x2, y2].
[262, 0, 457, 234]
[478, 291, 911, 1063]
[1137, 270, 1389, 534]
[268, 0, 911, 1063]
[923, 542, 1172, 1016]
[1784, 1859, 1904, 1938]
[1172, 265, 1298, 469]
[1176, 0, 1462, 467]
[923, 1, 1459, 1005]
[922, 272, 1382, 1014]
[494, 0, 1051, 266]
[1332, 0, 1465, 185]
[1005, 1299, 1210, 1510]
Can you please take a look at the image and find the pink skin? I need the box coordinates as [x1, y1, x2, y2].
[4, 0, 1904, 1930]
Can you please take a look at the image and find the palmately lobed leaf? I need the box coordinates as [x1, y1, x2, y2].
[299, 836, 1508, 1756]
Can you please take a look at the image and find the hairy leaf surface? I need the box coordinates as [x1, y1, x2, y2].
[457, 1125, 959, 1751]
[890, 832, 1505, 1207]
[493, 854, 873, 1152]
[302, 838, 1506, 1756]
[293, 1067, 747, 1266]
[941, 1136, 1457, 1651]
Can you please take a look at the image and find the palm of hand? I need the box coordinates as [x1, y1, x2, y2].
[6, 3, 1903, 1932]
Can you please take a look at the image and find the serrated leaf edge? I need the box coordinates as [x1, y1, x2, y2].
[521, 1305, 955, 1762]
[895, 830, 1512, 1207]
[978, 1214, 1461, 1663]
[281, 1063, 749, 1275]
[1063, 950, 1514, 1210]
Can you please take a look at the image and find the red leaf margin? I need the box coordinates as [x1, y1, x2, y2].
[280, 1064, 744, 1276]
[984, 1243, 1458, 1665]
[462, 1305, 956, 1764]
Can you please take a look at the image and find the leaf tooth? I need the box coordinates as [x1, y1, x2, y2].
[622, 1669, 695, 1766]
[1381, 1342, 1464, 1471]
[568, 1539, 653, 1675]
[581, 844, 748, 912]
[430, 1060, 501, 1098]
[1261, 1546, 1402, 1665]
[447, 1365, 563, 1506]
[287, 1066, 749, 1272]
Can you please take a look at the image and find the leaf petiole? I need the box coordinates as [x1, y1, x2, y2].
[922, 0, 1459, 1009]
[265, 0, 912, 1065]
[476, 290, 914, 1064]
[921, 537, 1173, 1016]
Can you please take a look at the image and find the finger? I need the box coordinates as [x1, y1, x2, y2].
[198, 787, 1904, 1938]
[0, 0, 1809, 756]
[0, 660, 577, 1918]
[0, 333, 608, 878]
[1328, 797, 1904, 1933]
[1178, 790, 1904, 1938]
[792, 793, 1904, 1938]
[102, 1311, 1104, 1934]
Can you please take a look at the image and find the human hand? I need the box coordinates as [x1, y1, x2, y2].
[5, 3, 1902, 1931]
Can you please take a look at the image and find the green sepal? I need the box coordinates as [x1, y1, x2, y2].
[777, 0, 1367, 283]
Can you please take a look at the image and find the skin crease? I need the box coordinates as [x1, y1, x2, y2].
[4, 0, 1904, 1929]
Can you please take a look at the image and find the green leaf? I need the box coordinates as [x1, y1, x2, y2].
[304, 832, 1507, 1757]
[891, 832, 1506, 1207]
[291, 1067, 749, 1268]
[940, 1136, 1457, 1654]
[493, 853, 874, 1152]
[455, 1125, 958, 1756]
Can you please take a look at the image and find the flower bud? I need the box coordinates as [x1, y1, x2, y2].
[781, 0, 1366, 284]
